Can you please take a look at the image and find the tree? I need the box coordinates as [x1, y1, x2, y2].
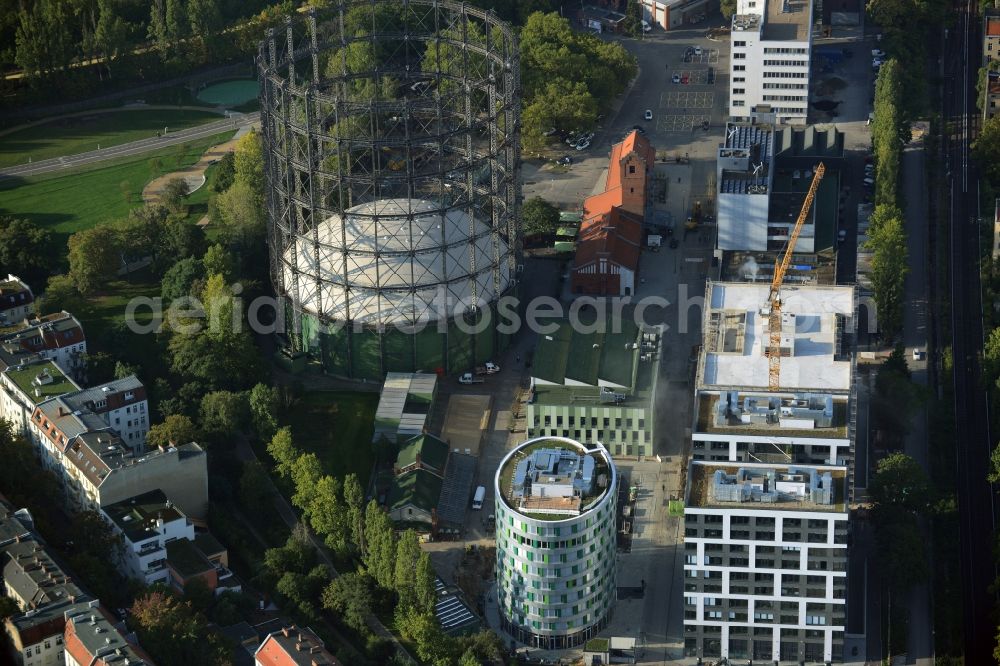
[264, 531, 314, 580]
[146, 414, 199, 449]
[198, 390, 249, 439]
[290, 453, 323, 511]
[68, 224, 121, 295]
[160, 177, 190, 214]
[394, 529, 422, 610]
[161, 257, 204, 302]
[200, 273, 236, 340]
[521, 196, 560, 237]
[114, 361, 139, 380]
[865, 206, 908, 339]
[39, 274, 83, 315]
[0, 216, 53, 286]
[343, 473, 365, 550]
[148, 0, 170, 55]
[212, 152, 235, 192]
[396, 606, 454, 664]
[989, 441, 1000, 483]
[0, 596, 19, 620]
[414, 552, 437, 615]
[974, 114, 1000, 184]
[233, 130, 264, 197]
[202, 244, 234, 284]
[129, 588, 232, 666]
[248, 383, 279, 442]
[322, 572, 373, 633]
[187, 0, 222, 60]
[157, 215, 206, 266]
[94, 0, 132, 79]
[268, 427, 299, 479]
[165, 0, 187, 41]
[215, 180, 265, 248]
[522, 79, 599, 149]
[308, 475, 351, 553]
[720, 0, 737, 17]
[870, 452, 932, 513]
[363, 500, 396, 589]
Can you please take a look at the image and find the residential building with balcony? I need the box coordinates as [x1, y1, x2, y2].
[729, 0, 814, 124]
[59, 376, 149, 449]
[683, 281, 857, 663]
[682, 461, 848, 663]
[2, 538, 87, 666]
[28, 405, 209, 518]
[494, 437, 618, 649]
[0, 313, 86, 377]
[526, 316, 660, 459]
[102, 490, 195, 586]
[0, 275, 35, 325]
[0, 360, 80, 437]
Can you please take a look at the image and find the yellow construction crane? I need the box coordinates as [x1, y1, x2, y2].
[765, 162, 826, 390]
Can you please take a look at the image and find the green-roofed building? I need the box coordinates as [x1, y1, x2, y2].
[395, 433, 450, 477]
[0, 359, 80, 434]
[527, 315, 660, 458]
[387, 468, 444, 530]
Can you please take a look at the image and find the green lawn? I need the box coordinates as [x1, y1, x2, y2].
[0, 109, 222, 168]
[288, 391, 379, 487]
[0, 131, 235, 250]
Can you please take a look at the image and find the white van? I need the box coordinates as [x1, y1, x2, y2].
[472, 486, 486, 510]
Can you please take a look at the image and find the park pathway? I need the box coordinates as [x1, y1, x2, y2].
[141, 124, 253, 211]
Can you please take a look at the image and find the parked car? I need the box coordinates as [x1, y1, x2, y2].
[838, 229, 847, 243]
[694, 46, 703, 56]
[644, 109, 653, 120]
[669, 237, 679, 249]
[556, 155, 572, 165]
[543, 127, 558, 137]
[701, 120, 711, 131]
[707, 67, 715, 84]
[672, 73, 681, 84]
[872, 49, 885, 58]
[681, 74, 690, 84]
[580, 131, 595, 142]
[912, 348, 923, 361]
[575, 140, 591, 150]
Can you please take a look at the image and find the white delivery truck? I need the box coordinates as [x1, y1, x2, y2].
[472, 486, 486, 510]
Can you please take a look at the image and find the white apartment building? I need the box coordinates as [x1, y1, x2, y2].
[28, 402, 209, 519]
[683, 461, 848, 662]
[494, 437, 618, 649]
[730, 0, 814, 124]
[684, 281, 856, 663]
[0, 313, 86, 377]
[60, 377, 149, 449]
[102, 489, 195, 586]
[0, 361, 81, 436]
[0, 275, 35, 325]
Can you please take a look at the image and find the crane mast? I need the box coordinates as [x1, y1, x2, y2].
[766, 162, 826, 390]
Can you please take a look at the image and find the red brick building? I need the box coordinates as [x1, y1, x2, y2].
[571, 131, 655, 296]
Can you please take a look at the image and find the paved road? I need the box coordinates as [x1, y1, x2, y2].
[0, 111, 259, 180]
[945, 0, 999, 661]
[900, 144, 935, 666]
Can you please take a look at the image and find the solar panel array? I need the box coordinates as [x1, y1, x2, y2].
[434, 577, 481, 635]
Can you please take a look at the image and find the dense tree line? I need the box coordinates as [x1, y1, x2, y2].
[0, 0, 295, 108]
[519, 12, 637, 150]
[865, 60, 909, 341]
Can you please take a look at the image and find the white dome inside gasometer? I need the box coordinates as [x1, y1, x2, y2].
[281, 198, 511, 326]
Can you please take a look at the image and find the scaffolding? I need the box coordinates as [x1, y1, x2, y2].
[257, 2, 521, 378]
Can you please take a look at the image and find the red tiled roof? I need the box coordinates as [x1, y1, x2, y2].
[988, 16, 1000, 36]
[255, 626, 342, 666]
[574, 208, 643, 272]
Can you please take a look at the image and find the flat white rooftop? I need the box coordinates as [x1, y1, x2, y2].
[700, 282, 854, 391]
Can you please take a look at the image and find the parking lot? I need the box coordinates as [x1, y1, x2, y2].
[679, 48, 719, 64]
[657, 113, 712, 133]
[660, 90, 714, 108]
